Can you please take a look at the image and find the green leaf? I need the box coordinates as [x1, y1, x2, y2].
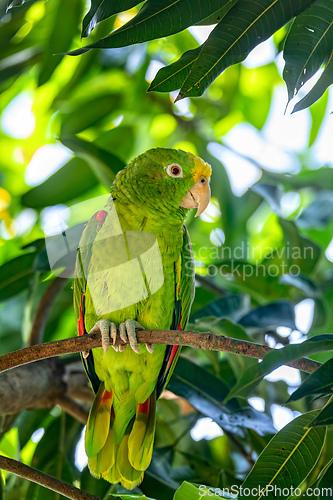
[38, 0, 83, 86]
[173, 482, 232, 500]
[148, 47, 201, 93]
[60, 94, 123, 135]
[81, 465, 113, 498]
[239, 301, 296, 330]
[0, 48, 42, 87]
[22, 157, 98, 209]
[315, 460, 333, 494]
[190, 293, 250, 322]
[178, 0, 312, 98]
[174, 482, 200, 500]
[60, 136, 126, 188]
[278, 274, 319, 298]
[82, 0, 142, 38]
[168, 357, 275, 436]
[225, 335, 333, 401]
[0, 470, 3, 500]
[251, 183, 283, 216]
[308, 84, 329, 145]
[283, 0, 333, 104]
[95, 125, 135, 163]
[239, 411, 326, 499]
[296, 191, 333, 229]
[310, 399, 333, 427]
[0, 252, 37, 302]
[288, 357, 333, 402]
[279, 218, 321, 274]
[193, 316, 252, 341]
[195, 0, 238, 25]
[293, 53, 333, 111]
[111, 494, 152, 500]
[69, 0, 235, 55]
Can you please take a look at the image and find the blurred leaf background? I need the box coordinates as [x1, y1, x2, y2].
[0, 0, 333, 499]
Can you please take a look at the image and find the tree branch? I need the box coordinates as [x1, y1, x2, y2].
[0, 358, 91, 420]
[0, 330, 321, 374]
[0, 455, 99, 500]
[55, 394, 88, 424]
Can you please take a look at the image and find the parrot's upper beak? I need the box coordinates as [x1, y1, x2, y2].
[180, 176, 211, 217]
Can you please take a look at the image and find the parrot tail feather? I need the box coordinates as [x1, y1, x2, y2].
[128, 390, 156, 471]
[85, 384, 113, 459]
[87, 388, 156, 489]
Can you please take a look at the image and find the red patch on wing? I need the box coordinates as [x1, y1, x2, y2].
[78, 294, 85, 336]
[166, 309, 183, 369]
[95, 210, 108, 222]
[138, 398, 150, 415]
[166, 345, 179, 371]
[101, 389, 113, 404]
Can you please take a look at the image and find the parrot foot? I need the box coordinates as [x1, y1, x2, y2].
[119, 319, 154, 354]
[89, 319, 118, 353]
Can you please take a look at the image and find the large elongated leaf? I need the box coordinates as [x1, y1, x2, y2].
[239, 301, 296, 329]
[22, 158, 98, 209]
[288, 357, 333, 402]
[283, 0, 333, 104]
[69, 0, 234, 55]
[60, 136, 126, 188]
[0, 252, 37, 302]
[168, 357, 275, 436]
[296, 191, 333, 229]
[178, 0, 312, 99]
[195, 0, 238, 25]
[148, 47, 201, 93]
[251, 183, 283, 216]
[310, 399, 333, 427]
[173, 482, 232, 500]
[190, 293, 250, 322]
[225, 335, 332, 401]
[38, 0, 83, 86]
[82, 0, 142, 38]
[279, 218, 321, 274]
[239, 411, 326, 500]
[293, 51, 333, 112]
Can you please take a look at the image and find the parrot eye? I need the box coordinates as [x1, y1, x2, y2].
[166, 163, 183, 178]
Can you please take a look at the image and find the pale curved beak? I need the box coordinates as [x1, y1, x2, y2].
[180, 177, 211, 217]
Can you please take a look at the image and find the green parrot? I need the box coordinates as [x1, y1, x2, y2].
[73, 148, 211, 489]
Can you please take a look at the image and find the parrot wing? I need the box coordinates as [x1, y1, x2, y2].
[73, 209, 109, 394]
[156, 225, 195, 397]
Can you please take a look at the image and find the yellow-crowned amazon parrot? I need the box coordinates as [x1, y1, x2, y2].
[74, 148, 211, 489]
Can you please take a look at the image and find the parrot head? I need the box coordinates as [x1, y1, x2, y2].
[114, 148, 212, 219]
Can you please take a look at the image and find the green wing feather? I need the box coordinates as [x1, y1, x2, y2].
[156, 225, 195, 397]
[73, 211, 108, 394]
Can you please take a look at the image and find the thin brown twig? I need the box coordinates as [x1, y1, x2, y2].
[0, 330, 321, 374]
[55, 394, 88, 424]
[28, 276, 68, 347]
[0, 455, 99, 500]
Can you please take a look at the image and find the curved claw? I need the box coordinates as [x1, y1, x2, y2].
[119, 319, 142, 353]
[88, 319, 118, 353]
